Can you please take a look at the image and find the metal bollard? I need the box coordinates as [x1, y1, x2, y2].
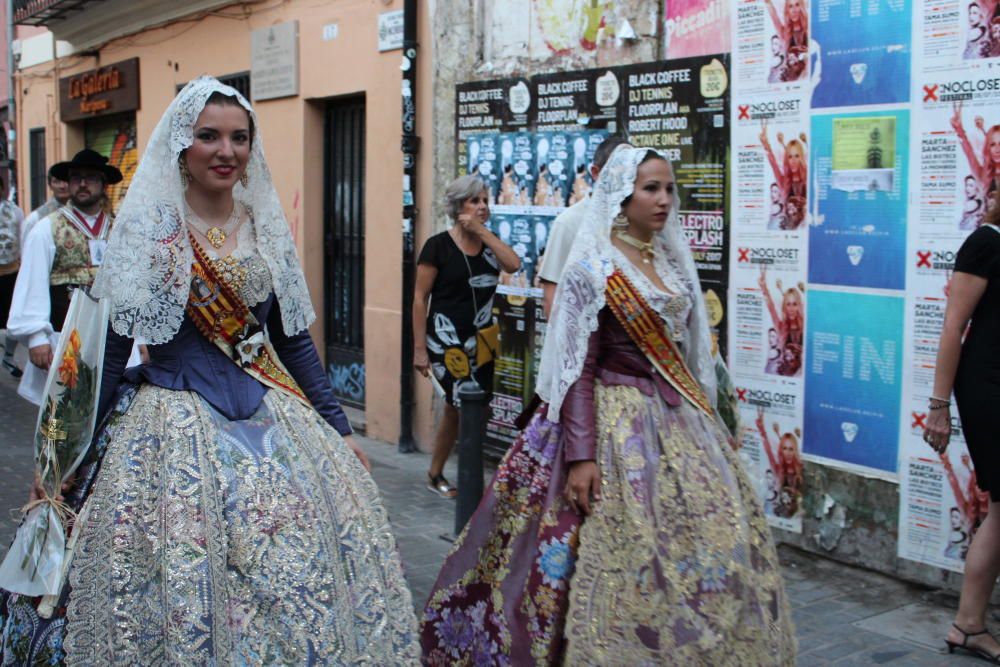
[454, 380, 487, 535]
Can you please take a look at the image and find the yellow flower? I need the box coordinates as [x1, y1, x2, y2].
[58, 349, 78, 389]
[67, 329, 81, 356]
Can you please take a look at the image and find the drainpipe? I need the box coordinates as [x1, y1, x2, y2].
[398, 0, 419, 453]
[5, 0, 16, 205]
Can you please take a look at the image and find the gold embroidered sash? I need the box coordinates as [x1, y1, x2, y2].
[186, 233, 310, 407]
[604, 268, 713, 418]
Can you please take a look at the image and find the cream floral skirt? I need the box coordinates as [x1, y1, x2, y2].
[563, 383, 797, 666]
[62, 384, 419, 665]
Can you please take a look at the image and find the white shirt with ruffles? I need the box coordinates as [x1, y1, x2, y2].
[7, 208, 101, 348]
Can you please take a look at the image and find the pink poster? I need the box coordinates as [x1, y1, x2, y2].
[664, 0, 730, 59]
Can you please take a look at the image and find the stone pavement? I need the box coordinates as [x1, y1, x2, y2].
[0, 343, 37, 554]
[0, 339, 989, 665]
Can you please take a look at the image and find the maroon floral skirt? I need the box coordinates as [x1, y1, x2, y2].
[421, 404, 580, 666]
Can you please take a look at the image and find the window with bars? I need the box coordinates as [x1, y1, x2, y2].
[29, 129, 47, 211]
[177, 72, 251, 100]
[323, 96, 367, 408]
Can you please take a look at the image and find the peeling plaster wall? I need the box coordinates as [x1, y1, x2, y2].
[479, 0, 661, 70]
[775, 463, 971, 595]
[429, 0, 662, 227]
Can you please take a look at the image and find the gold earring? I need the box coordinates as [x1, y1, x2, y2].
[179, 161, 192, 186]
[240, 171, 249, 188]
[613, 212, 629, 229]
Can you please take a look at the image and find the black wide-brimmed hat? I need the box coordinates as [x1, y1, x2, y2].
[50, 148, 124, 184]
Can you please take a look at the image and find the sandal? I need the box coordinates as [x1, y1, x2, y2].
[427, 473, 457, 499]
[946, 623, 1000, 663]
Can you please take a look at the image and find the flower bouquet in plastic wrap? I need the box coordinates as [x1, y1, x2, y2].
[0, 289, 109, 607]
[715, 354, 741, 440]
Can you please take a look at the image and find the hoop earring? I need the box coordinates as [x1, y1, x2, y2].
[612, 212, 629, 229]
[240, 171, 249, 188]
[178, 161, 192, 187]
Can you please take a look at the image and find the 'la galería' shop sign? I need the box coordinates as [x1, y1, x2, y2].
[59, 58, 141, 123]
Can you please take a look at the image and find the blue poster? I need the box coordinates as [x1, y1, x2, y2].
[810, 0, 911, 108]
[466, 134, 501, 201]
[808, 110, 908, 290]
[496, 132, 535, 206]
[803, 290, 903, 474]
[488, 213, 553, 287]
[532, 131, 607, 208]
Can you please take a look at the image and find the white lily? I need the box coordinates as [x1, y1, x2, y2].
[234, 327, 266, 367]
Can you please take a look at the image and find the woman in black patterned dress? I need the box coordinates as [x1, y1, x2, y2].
[412, 175, 520, 497]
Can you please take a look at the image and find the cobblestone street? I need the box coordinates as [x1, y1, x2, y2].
[0, 351, 988, 665]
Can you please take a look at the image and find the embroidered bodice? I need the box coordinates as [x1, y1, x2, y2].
[611, 244, 694, 342]
[51, 210, 110, 287]
[96, 218, 352, 437]
[559, 250, 703, 463]
[198, 215, 273, 307]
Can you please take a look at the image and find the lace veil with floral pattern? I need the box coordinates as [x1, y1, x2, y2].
[535, 146, 719, 420]
[92, 76, 314, 344]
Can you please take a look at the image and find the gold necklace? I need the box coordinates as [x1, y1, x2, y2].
[186, 202, 242, 249]
[615, 230, 656, 264]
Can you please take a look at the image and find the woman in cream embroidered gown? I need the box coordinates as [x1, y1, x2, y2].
[422, 147, 795, 666]
[0, 77, 419, 665]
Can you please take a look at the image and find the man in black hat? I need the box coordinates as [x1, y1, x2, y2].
[7, 149, 122, 398]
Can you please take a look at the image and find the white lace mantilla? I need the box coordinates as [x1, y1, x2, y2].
[92, 76, 314, 344]
[536, 146, 719, 420]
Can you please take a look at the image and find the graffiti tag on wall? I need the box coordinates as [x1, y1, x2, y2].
[328, 362, 366, 404]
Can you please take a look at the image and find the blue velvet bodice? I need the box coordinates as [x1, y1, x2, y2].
[98, 293, 352, 436]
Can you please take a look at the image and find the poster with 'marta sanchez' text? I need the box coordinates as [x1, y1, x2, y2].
[896, 66, 999, 572]
[809, 0, 911, 108]
[898, 431, 987, 573]
[898, 243, 986, 572]
[730, 237, 807, 381]
[913, 70, 1000, 249]
[899, 249, 984, 573]
[918, 0, 1000, 73]
[737, 376, 806, 533]
[732, 93, 811, 240]
[803, 289, 903, 477]
[808, 110, 909, 290]
[733, 0, 810, 96]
